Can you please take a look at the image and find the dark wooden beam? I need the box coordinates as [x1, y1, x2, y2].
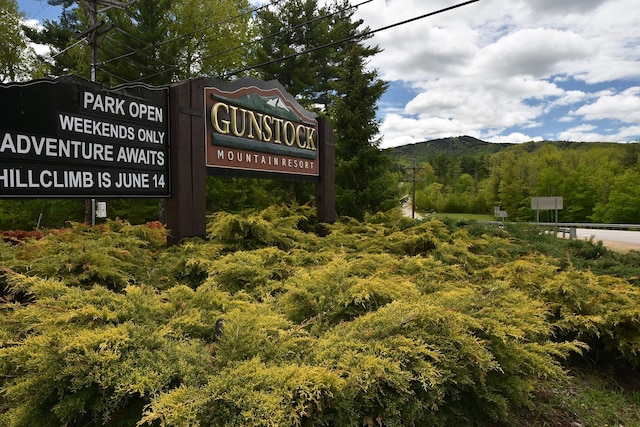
[315, 116, 335, 234]
[166, 80, 206, 245]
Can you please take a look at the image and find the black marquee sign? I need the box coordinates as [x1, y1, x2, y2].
[0, 76, 169, 197]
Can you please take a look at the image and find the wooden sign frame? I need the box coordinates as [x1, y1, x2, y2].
[166, 78, 335, 244]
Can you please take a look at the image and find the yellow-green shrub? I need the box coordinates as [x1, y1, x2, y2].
[2, 207, 640, 426]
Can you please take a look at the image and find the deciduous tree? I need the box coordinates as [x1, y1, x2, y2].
[24, 0, 253, 84]
[0, 0, 40, 81]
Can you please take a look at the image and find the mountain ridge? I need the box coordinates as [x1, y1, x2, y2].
[385, 136, 510, 163]
[384, 136, 629, 162]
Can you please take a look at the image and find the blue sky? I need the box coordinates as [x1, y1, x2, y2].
[355, 0, 640, 147]
[18, 0, 59, 21]
[18, 0, 640, 148]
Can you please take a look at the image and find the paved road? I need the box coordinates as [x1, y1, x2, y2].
[568, 228, 640, 251]
[401, 204, 640, 251]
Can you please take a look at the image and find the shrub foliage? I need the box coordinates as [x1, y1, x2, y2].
[1, 209, 639, 426]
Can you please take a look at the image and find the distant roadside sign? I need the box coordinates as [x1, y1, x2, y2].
[531, 196, 563, 210]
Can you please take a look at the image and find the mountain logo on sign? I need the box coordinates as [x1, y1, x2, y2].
[265, 97, 291, 113]
[211, 92, 303, 123]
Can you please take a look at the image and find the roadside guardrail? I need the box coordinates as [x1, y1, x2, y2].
[535, 223, 640, 231]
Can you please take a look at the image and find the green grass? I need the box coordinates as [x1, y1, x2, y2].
[431, 212, 496, 222]
[522, 371, 640, 426]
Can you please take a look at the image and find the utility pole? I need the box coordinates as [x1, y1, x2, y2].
[76, 0, 124, 83]
[88, 0, 99, 82]
[404, 159, 424, 219]
[86, 0, 99, 225]
[77, 0, 133, 224]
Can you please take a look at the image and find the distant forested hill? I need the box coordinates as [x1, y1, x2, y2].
[385, 136, 511, 163]
[385, 135, 624, 164]
[386, 136, 640, 223]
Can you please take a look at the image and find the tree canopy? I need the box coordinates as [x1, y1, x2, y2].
[0, 0, 42, 81]
[397, 141, 640, 223]
[25, 0, 253, 84]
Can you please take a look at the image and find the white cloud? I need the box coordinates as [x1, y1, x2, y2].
[379, 113, 477, 148]
[552, 90, 587, 106]
[353, 0, 640, 147]
[473, 28, 592, 78]
[370, 23, 478, 81]
[558, 124, 640, 143]
[571, 87, 640, 123]
[485, 132, 542, 144]
[399, 74, 563, 137]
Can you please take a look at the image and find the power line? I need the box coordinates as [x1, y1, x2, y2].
[134, 0, 376, 83]
[37, 0, 272, 80]
[156, 0, 281, 48]
[26, 1, 48, 20]
[98, 40, 160, 84]
[112, 26, 149, 47]
[99, 66, 131, 83]
[43, 0, 371, 83]
[98, 0, 281, 68]
[102, 34, 174, 72]
[50, 38, 86, 59]
[44, 0, 480, 85]
[220, 0, 480, 79]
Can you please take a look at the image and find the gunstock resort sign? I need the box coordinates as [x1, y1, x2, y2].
[0, 76, 169, 197]
[205, 80, 319, 178]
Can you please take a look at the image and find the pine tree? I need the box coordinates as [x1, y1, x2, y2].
[253, 0, 376, 110]
[331, 45, 401, 220]
[22, 1, 86, 78]
[252, 0, 402, 218]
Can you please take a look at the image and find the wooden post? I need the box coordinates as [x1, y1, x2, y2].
[166, 80, 207, 245]
[315, 116, 335, 234]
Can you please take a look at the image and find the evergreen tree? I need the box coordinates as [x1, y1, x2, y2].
[331, 45, 401, 220]
[253, 0, 369, 109]
[22, 1, 86, 78]
[97, 0, 177, 85]
[253, 0, 401, 219]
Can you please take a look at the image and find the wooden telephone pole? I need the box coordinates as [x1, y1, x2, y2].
[77, 0, 134, 224]
[404, 159, 424, 219]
